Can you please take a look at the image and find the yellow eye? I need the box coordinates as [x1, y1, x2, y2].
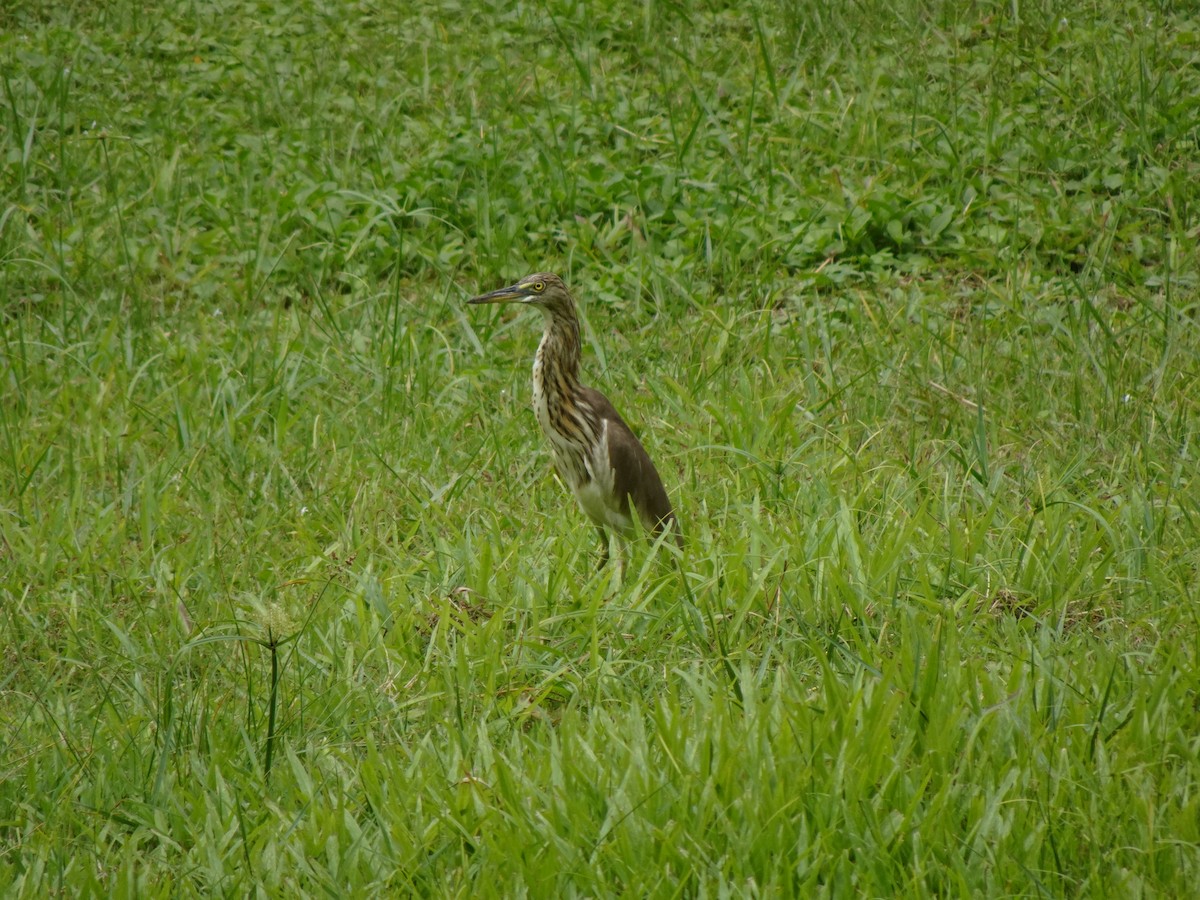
[533, 280, 545, 292]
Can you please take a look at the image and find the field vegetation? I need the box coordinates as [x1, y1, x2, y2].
[2, 0, 1199, 894]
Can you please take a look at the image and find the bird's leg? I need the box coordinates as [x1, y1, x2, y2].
[595, 526, 610, 571]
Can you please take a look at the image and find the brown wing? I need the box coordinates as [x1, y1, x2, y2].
[579, 386, 681, 544]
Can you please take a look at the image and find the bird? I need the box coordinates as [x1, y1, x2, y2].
[469, 273, 680, 568]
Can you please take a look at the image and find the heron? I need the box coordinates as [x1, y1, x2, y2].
[469, 273, 680, 567]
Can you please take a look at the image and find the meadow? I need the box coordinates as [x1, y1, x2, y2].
[2, 0, 1199, 894]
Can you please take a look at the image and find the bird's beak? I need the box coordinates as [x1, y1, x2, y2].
[468, 283, 532, 305]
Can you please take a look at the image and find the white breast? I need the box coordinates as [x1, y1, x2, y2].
[573, 420, 633, 532]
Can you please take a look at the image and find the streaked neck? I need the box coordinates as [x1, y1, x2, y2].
[534, 307, 582, 394]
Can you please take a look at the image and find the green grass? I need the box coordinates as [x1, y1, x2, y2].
[3, 0, 1200, 894]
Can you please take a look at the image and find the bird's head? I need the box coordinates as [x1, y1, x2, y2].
[468, 273, 574, 319]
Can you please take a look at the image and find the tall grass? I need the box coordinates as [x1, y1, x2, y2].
[2, 0, 1198, 894]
